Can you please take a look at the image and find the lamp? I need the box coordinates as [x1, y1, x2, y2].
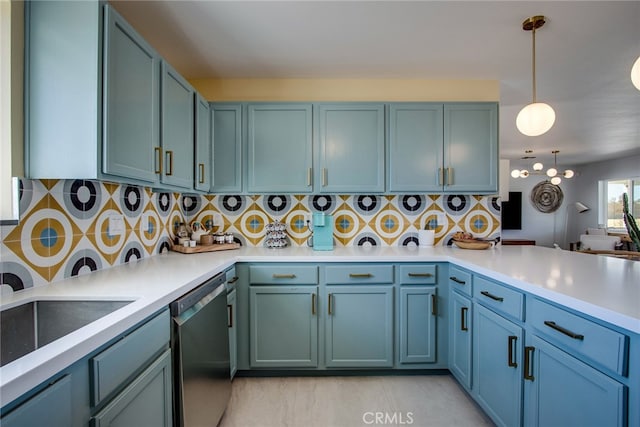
[561, 202, 590, 249]
[511, 150, 575, 185]
[632, 56, 640, 91]
[516, 16, 556, 137]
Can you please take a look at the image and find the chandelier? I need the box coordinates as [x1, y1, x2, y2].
[511, 150, 574, 186]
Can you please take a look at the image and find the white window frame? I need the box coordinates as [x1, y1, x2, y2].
[598, 177, 639, 233]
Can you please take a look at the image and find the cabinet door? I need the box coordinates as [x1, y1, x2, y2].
[1, 376, 72, 427]
[211, 104, 243, 193]
[194, 94, 211, 192]
[474, 305, 523, 427]
[247, 104, 313, 193]
[443, 103, 498, 193]
[160, 62, 194, 190]
[325, 285, 394, 367]
[399, 287, 437, 364]
[388, 103, 443, 192]
[249, 286, 318, 368]
[317, 104, 385, 193]
[450, 291, 472, 389]
[227, 289, 237, 379]
[92, 349, 172, 427]
[103, 5, 160, 184]
[524, 335, 625, 427]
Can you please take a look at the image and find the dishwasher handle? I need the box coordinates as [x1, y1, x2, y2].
[171, 272, 225, 320]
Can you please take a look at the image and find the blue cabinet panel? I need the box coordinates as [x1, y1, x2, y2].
[1, 376, 72, 427]
[211, 104, 243, 193]
[450, 291, 472, 389]
[247, 104, 313, 193]
[399, 287, 437, 364]
[474, 305, 523, 427]
[524, 335, 625, 427]
[317, 104, 385, 193]
[474, 276, 524, 322]
[325, 285, 394, 367]
[194, 94, 211, 191]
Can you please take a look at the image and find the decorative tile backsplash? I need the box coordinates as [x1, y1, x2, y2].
[0, 179, 501, 292]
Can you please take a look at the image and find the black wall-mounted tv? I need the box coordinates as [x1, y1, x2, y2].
[501, 192, 522, 230]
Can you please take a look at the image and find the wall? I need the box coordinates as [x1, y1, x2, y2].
[0, 179, 501, 293]
[190, 78, 499, 102]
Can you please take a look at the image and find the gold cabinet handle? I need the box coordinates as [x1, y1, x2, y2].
[272, 274, 296, 279]
[311, 293, 316, 315]
[460, 306, 468, 331]
[328, 293, 333, 315]
[228, 277, 238, 284]
[544, 321, 584, 340]
[198, 163, 205, 183]
[480, 290, 504, 302]
[307, 168, 312, 186]
[227, 304, 233, 328]
[349, 273, 373, 278]
[165, 150, 174, 176]
[408, 272, 433, 278]
[438, 168, 444, 186]
[322, 168, 327, 187]
[508, 335, 518, 368]
[154, 147, 163, 174]
[524, 346, 535, 381]
[446, 167, 453, 186]
[431, 294, 437, 316]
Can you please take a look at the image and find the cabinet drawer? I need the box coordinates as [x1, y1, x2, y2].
[448, 265, 472, 296]
[528, 298, 628, 376]
[91, 309, 170, 407]
[474, 276, 524, 321]
[324, 265, 394, 284]
[398, 264, 437, 284]
[249, 265, 318, 285]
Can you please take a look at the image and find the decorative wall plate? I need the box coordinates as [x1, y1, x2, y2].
[530, 181, 564, 213]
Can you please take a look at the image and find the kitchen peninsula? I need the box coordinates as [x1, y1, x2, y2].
[1, 245, 638, 426]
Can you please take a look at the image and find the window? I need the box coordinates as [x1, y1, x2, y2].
[599, 178, 640, 231]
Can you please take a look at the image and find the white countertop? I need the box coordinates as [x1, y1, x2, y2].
[1, 245, 639, 406]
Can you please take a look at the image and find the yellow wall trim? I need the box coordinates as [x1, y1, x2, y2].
[189, 78, 499, 102]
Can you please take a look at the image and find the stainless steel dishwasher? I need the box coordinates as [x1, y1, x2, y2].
[171, 272, 230, 427]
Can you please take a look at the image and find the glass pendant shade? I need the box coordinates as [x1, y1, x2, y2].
[516, 102, 556, 136]
[563, 169, 574, 179]
[550, 176, 562, 185]
[533, 162, 544, 171]
[632, 56, 640, 91]
[519, 170, 529, 178]
[511, 169, 521, 178]
[546, 167, 557, 177]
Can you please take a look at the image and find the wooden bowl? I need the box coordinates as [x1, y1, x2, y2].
[453, 240, 491, 250]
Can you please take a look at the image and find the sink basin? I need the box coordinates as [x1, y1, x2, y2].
[1, 299, 133, 367]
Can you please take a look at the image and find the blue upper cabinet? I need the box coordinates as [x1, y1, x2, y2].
[194, 94, 211, 192]
[317, 104, 385, 193]
[247, 104, 313, 193]
[211, 104, 243, 193]
[443, 103, 498, 193]
[102, 5, 161, 184]
[388, 103, 444, 192]
[160, 62, 195, 190]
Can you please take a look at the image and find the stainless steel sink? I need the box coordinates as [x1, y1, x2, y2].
[1, 299, 133, 367]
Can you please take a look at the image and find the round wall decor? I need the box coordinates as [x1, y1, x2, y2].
[530, 181, 564, 213]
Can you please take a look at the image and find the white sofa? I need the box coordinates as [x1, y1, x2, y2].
[579, 234, 621, 251]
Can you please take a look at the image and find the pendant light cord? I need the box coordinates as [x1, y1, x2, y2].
[532, 26, 537, 103]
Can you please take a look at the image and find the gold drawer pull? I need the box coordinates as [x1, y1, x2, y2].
[272, 274, 296, 279]
[227, 277, 238, 284]
[311, 293, 316, 315]
[198, 163, 205, 183]
[349, 273, 373, 278]
[408, 273, 433, 278]
[328, 293, 333, 315]
[154, 147, 163, 174]
[166, 150, 174, 176]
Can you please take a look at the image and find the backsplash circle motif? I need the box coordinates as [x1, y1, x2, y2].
[355, 232, 380, 247]
[354, 195, 381, 216]
[181, 195, 201, 215]
[220, 195, 245, 214]
[64, 249, 102, 278]
[120, 241, 145, 264]
[263, 195, 291, 216]
[18, 179, 33, 216]
[311, 195, 335, 212]
[444, 195, 472, 216]
[489, 197, 501, 216]
[121, 186, 143, 217]
[63, 180, 100, 219]
[157, 236, 172, 254]
[399, 234, 419, 247]
[398, 195, 424, 215]
[156, 192, 172, 217]
[0, 262, 33, 292]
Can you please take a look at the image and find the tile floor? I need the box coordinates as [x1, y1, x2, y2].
[219, 375, 493, 427]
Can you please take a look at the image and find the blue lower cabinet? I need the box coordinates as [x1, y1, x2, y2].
[523, 335, 625, 427]
[473, 305, 523, 427]
[399, 287, 437, 364]
[249, 286, 318, 368]
[449, 291, 472, 389]
[91, 349, 172, 427]
[1, 376, 72, 427]
[325, 285, 394, 368]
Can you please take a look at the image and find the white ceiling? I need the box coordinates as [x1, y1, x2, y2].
[110, 0, 640, 167]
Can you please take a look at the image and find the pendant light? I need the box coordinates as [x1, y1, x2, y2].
[632, 56, 640, 91]
[511, 150, 574, 186]
[516, 16, 556, 137]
